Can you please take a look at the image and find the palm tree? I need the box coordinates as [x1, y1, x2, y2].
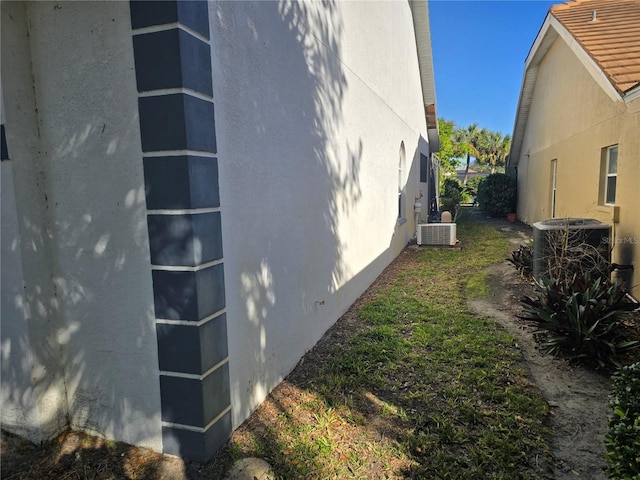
[496, 134, 511, 174]
[475, 128, 494, 171]
[476, 130, 512, 174]
[453, 123, 481, 185]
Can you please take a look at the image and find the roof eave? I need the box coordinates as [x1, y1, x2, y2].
[624, 83, 640, 102]
[508, 16, 557, 168]
[508, 12, 625, 168]
[425, 103, 440, 151]
[410, 0, 440, 152]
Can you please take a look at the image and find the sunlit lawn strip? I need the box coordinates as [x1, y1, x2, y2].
[217, 215, 553, 479]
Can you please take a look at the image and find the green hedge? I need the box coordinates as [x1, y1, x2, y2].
[476, 173, 516, 217]
[606, 362, 640, 478]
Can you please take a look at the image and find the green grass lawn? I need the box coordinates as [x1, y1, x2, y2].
[211, 213, 552, 479]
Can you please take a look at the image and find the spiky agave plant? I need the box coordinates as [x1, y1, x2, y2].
[507, 245, 533, 277]
[520, 272, 638, 369]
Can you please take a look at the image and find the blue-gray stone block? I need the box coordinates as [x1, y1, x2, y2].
[152, 263, 225, 321]
[133, 29, 213, 96]
[148, 212, 223, 267]
[162, 410, 231, 461]
[130, 1, 210, 39]
[144, 156, 219, 210]
[160, 362, 230, 427]
[138, 94, 216, 153]
[1, 125, 8, 160]
[157, 314, 228, 375]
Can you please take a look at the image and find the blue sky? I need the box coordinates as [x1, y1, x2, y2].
[429, 0, 558, 136]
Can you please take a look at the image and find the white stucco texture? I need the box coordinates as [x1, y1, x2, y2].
[208, 0, 431, 428]
[1, 2, 162, 449]
[1, 1, 69, 444]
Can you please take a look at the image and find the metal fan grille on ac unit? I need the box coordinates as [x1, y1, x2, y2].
[417, 224, 457, 246]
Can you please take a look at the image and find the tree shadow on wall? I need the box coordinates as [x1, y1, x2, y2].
[209, 0, 368, 428]
[1, 1, 173, 476]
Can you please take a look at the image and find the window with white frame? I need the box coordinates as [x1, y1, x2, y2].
[605, 145, 617, 205]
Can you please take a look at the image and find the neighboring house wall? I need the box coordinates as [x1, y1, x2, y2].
[514, 36, 640, 294]
[1, 0, 435, 461]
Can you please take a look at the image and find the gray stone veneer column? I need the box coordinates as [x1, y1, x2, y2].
[129, 0, 231, 461]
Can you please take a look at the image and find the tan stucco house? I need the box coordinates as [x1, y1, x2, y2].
[508, 0, 640, 296]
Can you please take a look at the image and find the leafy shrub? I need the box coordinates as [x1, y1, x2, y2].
[441, 178, 464, 200]
[606, 362, 640, 478]
[476, 173, 516, 217]
[508, 245, 533, 277]
[465, 175, 483, 199]
[520, 272, 638, 369]
[440, 178, 467, 219]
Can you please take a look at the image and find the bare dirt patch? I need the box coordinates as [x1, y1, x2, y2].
[0, 428, 201, 480]
[469, 260, 611, 480]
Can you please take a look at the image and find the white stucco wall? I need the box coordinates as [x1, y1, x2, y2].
[1, 1, 162, 449]
[3, 0, 435, 453]
[208, 0, 430, 427]
[1, 2, 69, 443]
[1, 158, 53, 442]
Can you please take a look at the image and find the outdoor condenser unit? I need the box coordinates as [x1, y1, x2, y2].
[532, 218, 611, 280]
[417, 223, 457, 246]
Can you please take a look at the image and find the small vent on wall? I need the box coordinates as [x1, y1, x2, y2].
[417, 224, 457, 246]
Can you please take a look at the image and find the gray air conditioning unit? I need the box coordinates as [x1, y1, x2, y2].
[532, 218, 611, 280]
[417, 223, 457, 246]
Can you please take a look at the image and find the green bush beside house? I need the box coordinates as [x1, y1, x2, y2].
[440, 178, 468, 221]
[606, 362, 640, 479]
[477, 173, 517, 218]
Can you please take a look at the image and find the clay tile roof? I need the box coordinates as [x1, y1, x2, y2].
[550, 0, 640, 94]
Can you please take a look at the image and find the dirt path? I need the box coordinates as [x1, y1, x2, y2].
[469, 221, 611, 480]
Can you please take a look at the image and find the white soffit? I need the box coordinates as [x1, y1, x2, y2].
[626, 84, 640, 102]
[411, 0, 440, 151]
